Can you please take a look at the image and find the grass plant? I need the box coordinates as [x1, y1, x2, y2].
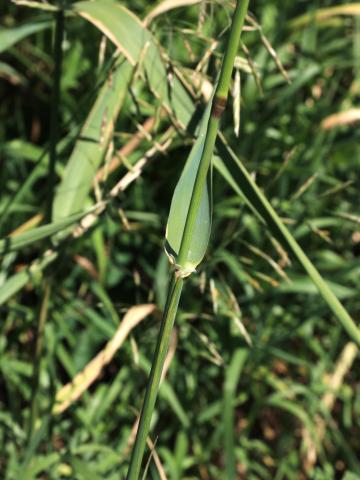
[1, 1, 360, 479]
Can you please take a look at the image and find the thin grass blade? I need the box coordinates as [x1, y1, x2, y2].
[223, 348, 248, 480]
[0, 210, 93, 255]
[0, 20, 51, 54]
[216, 140, 360, 346]
[0, 252, 57, 307]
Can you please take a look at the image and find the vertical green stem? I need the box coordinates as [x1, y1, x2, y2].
[28, 283, 51, 439]
[47, 9, 64, 222]
[126, 1, 250, 478]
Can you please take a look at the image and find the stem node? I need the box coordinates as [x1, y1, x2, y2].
[212, 95, 228, 118]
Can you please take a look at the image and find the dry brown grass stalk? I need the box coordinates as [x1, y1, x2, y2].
[96, 116, 158, 182]
[53, 304, 156, 414]
[321, 109, 360, 130]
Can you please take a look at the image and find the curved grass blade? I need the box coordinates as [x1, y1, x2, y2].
[52, 59, 132, 220]
[216, 139, 360, 346]
[0, 20, 52, 54]
[73, 0, 194, 128]
[0, 252, 58, 307]
[165, 102, 213, 273]
[0, 210, 92, 255]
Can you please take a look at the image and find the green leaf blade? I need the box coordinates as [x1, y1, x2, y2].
[74, 0, 194, 128]
[165, 104, 213, 271]
[0, 210, 92, 255]
[52, 60, 132, 220]
[217, 139, 360, 346]
[0, 20, 51, 54]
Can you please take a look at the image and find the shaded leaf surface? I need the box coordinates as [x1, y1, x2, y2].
[52, 60, 132, 220]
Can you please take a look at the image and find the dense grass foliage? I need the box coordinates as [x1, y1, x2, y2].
[1, 1, 360, 479]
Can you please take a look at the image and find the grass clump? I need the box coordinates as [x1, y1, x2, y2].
[1, 1, 360, 479]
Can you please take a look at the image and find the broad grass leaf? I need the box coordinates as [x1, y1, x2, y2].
[0, 20, 51, 54]
[216, 140, 360, 346]
[52, 60, 132, 220]
[165, 103, 212, 271]
[74, 0, 194, 128]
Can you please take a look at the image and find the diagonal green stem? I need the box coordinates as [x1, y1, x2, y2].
[126, 1, 250, 479]
[47, 9, 64, 222]
[28, 282, 51, 440]
[126, 276, 183, 480]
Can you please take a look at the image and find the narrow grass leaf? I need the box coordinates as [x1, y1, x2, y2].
[217, 140, 360, 346]
[11, 1, 59, 11]
[0, 20, 51, 54]
[0, 252, 57, 307]
[277, 275, 355, 300]
[52, 59, 132, 220]
[223, 348, 248, 480]
[0, 210, 90, 255]
[74, 0, 194, 128]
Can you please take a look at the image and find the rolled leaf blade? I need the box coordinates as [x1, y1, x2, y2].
[165, 103, 213, 271]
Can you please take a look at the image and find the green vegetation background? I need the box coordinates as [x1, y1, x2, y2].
[1, 1, 360, 479]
